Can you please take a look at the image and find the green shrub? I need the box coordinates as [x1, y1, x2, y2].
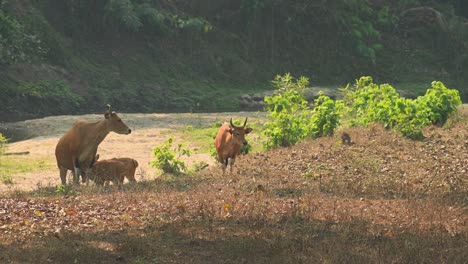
[342, 76, 461, 139]
[308, 92, 344, 138]
[416, 81, 462, 126]
[150, 137, 191, 175]
[0, 134, 12, 185]
[263, 74, 311, 149]
[0, 9, 44, 64]
[0, 133, 7, 156]
[15, 80, 84, 112]
[104, 0, 142, 31]
[263, 74, 344, 149]
[337, 1, 397, 63]
[342, 76, 403, 128]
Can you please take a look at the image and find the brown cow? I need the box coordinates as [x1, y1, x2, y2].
[214, 117, 253, 174]
[55, 105, 131, 185]
[88, 157, 139, 186]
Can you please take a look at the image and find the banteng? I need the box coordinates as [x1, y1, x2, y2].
[88, 157, 139, 186]
[55, 105, 131, 185]
[214, 118, 253, 174]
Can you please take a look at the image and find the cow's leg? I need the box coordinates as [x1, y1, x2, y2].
[73, 158, 81, 185]
[59, 167, 67, 185]
[82, 166, 91, 184]
[228, 158, 235, 174]
[221, 158, 229, 175]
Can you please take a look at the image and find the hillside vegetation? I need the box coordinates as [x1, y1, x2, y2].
[1, 0, 468, 121]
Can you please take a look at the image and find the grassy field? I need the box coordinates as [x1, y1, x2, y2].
[0, 156, 54, 185]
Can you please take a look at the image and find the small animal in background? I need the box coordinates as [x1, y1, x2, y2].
[341, 132, 352, 145]
[89, 156, 139, 186]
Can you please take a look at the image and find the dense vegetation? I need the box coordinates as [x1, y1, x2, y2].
[0, 0, 467, 121]
[262, 74, 461, 150]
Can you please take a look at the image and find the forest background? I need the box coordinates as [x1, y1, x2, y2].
[0, 0, 467, 121]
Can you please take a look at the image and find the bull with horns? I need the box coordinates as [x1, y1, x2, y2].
[214, 117, 253, 174]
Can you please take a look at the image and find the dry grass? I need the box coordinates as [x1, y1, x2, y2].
[0, 108, 467, 263]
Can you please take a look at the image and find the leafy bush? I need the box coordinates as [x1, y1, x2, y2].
[0, 134, 12, 185]
[416, 81, 462, 125]
[0, 133, 7, 156]
[337, 1, 397, 63]
[342, 76, 461, 139]
[341, 76, 402, 128]
[0, 9, 44, 64]
[150, 137, 191, 175]
[263, 74, 311, 149]
[263, 74, 343, 149]
[105, 0, 142, 31]
[16, 80, 84, 110]
[308, 93, 344, 138]
[135, 3, 166, 31]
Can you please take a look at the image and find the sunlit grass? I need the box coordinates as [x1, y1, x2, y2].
[0, 155, 55, 184]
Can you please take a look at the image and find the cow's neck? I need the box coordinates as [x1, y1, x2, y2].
[88, 120, 111, 145]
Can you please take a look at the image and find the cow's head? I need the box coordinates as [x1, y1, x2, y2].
[228, 117, 253, 146]
[104, 104, 132, 134]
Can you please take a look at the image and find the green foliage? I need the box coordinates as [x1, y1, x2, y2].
[308, 93, 344, 138]
[0, 9, 44, 64]
[105, 0, 142, 31]
[0, 133, 7, 156]
[338, 1, 397, 62]
[263, 74, 311, 149]
[16, 80, 83, 107]
[135, 3, 166, 30]
[150, 137, 191, 175]
[172, 16, 213, 33]
[240, 143, 252, 155]
[55, 184, 74, 195]
[342, 77, 462, 139]
[263, 74, 342, 149]
[416, 81, 462, 125]
[61, 0, 212, 34]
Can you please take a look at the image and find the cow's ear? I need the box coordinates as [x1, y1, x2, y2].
[245, 128, 253, 134]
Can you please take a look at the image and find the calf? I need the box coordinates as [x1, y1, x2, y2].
[214, 117, 253, 174]
[55, 105, 131, 185]
[89, 157, 139, 186]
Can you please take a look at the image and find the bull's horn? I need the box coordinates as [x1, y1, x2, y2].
[106, 104, 112, 112]
[230, 118, 236, 128]
[243, 117, 248, 127]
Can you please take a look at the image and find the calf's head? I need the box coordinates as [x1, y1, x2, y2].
[104, 104, 132, 134]
[229, 118, 253, 146]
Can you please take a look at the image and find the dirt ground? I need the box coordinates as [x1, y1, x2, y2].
[1, 111, 266, 192]
[0, 109, 467, 263]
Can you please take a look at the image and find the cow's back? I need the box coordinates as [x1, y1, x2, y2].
[110, 158, 139, 182]
[92, 158, 138, 184]
[55, 121, 97, 170]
